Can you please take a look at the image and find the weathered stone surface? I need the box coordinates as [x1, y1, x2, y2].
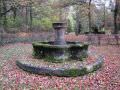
[53, 22, 67, 45]
[32, 41, 88, 62]
[16, 56, 104, 77]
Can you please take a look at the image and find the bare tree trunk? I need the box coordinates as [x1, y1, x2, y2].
[103, 3, 106, 29]
[0, 0, 2, 25]
[12, 6, 17, 20]
[26, 6, 28, 32]
[2, 0, 7, 33]
[114, 0, 119, 34]
[88, 0, 92, 33]
[75, 10, 81, 35]
[29, 3, 32, 31]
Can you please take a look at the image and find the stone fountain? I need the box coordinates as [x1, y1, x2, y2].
[32, 22, 88, 62]
[16, 22, 104, 77]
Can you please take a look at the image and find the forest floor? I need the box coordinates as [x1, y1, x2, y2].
[0, 42, 120, 90]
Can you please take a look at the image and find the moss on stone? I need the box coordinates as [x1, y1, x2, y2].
[16, 55, 104, 77]
[63, 68, 88, 77]
[44, 56, 63, 63]
[33, 42, 69, 49]
[79, 57, 86, 61]
[32, 42, 88, 49]
[92, 62, 103, 71]
[32, 41, 89, 61]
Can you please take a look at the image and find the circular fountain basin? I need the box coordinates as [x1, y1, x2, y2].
[16, 56, 104, 77]
[32, 41, 88, 62]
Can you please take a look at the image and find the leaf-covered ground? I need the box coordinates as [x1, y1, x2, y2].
[0, 43, 120, 90]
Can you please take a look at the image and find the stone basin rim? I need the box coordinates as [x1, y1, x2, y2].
[32, 41, 89, 48]
[16, 56, 104, 77]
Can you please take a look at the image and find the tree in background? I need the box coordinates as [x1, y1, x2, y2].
[67, 6, 76, 33]
[0, 0, 119, 34]
[114, 0, 120, 34]
[88, 0, 92, 33]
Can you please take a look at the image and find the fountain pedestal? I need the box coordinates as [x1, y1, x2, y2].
[52, 22, 68, 61]
[53, 22, 67, 45]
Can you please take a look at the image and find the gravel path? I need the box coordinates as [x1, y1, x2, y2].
[0, 43, 120, 90]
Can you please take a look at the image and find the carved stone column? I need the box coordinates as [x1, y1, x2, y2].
[53, 22, 67, 45]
